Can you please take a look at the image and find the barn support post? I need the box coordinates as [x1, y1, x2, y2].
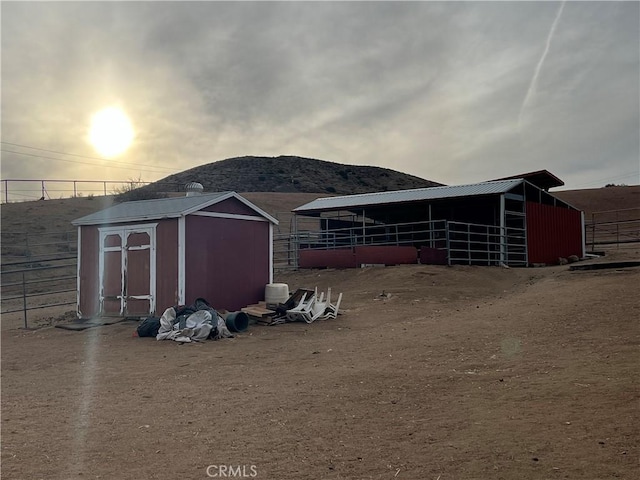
[22, 272, 28, 329]
[362, 209, 366, 246]
[499, 194, 506, 265]
[428, 204, 433, 248]
[445, 222, 451, 266]
[292, 214, 299, 270]
[580, 211, 586, 258]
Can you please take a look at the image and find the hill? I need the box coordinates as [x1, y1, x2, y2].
[124, 155, 443, 199]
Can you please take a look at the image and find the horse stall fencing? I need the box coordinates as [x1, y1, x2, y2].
[586, 207, 640, 251]
[1, 230, 78, 329]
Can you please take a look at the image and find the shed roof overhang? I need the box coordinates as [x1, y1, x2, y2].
[293, 179, 525, 217]
[72, 191, 279, 226]
[490, 170, 564, 191]
[293, 179, 579, 222]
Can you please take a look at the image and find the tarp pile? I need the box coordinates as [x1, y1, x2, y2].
[136, 298, 233, 343]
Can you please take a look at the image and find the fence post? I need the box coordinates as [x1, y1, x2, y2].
[22, 271, 28, 329]
[445, 222, 451, 266]
[4, 180, 8, 203]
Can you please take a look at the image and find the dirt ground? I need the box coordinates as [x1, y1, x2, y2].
[1, 248, 639, 480]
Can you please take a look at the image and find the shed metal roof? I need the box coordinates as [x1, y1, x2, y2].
[293, 179, 525, 214]
[72, 192, 279, 226]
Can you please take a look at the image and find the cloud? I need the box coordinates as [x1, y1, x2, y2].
[1, 1, 638, 192]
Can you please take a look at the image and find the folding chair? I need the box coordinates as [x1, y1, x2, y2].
[285, 291, 316, 323]
[324, 291, 343, 319]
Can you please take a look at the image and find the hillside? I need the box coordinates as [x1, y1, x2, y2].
[554, 185, 640, 219]
[124, 155, 443, 199]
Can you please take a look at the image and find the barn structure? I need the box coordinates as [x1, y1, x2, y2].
[291, 172, 584, 268]
[72, 190, 278, 319]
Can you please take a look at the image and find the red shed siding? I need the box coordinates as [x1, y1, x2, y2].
[201, 197, 260, 216]
[184, 215, 270, 311]
[155, 219, 179, 313]
[526, 202, 582, 264]
[79, 226, 100, 318]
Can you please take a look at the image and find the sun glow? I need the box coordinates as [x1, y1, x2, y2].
[89, 107, 134, 157]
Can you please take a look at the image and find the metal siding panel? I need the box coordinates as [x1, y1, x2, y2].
[526, 202, 582, 264]
[299, 249, 357, 268]
[185, 216, 270, 311]
[355, 246, 418, 265]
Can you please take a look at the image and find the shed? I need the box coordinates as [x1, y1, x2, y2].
[72, 191, 278, 319]
[291, 177, 584, 268]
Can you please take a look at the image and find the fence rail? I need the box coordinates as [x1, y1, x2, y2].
[585, 207, 640, 250]
[3, 208, 637, 328]
[0, 179, 189, 203]
[1, 243, 77, 328]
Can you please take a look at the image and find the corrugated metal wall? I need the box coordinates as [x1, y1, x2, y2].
[526, 202, 582, 264]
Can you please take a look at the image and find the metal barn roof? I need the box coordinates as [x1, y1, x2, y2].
[72, 192, 278, 226]
[491, 169, 564, 190]
[293, 179, 525, 214]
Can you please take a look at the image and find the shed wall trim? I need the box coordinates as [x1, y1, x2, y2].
[269, 223, 273, 283]
[98, 223, 158, 316]
[190, 211, 270, 222]
[178, 216, 186, 305]
[76, 226, 81, 319]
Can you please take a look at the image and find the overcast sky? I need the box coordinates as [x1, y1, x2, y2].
[1, 1, 638, 197]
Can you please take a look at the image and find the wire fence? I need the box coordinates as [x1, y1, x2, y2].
[0, 248, 77, 328]
[0, 179, 189, 203]
[3, 208, 637, 328]
[585, 207, 640, 250]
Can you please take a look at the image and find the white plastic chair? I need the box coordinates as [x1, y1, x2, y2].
[285, 292, 315, 323]
[324, 292, 343, 319]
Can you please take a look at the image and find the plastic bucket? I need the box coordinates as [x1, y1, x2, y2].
[265, 283, 289, 306]
[224, 311, 249, 332]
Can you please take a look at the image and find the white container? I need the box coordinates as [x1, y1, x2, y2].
[265, 283, 289, 306]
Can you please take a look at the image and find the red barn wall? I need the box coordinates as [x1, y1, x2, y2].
[184, 216, 270, 311]
[526, 202, 582, 264]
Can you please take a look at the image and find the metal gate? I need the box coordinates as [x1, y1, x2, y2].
[98, 224, 156, 316]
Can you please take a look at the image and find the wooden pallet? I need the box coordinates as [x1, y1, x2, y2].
[241, 302, 277, 325]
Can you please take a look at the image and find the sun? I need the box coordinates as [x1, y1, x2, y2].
[89, 107, 135, 157]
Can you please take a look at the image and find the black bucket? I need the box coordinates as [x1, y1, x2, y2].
[224, 311, 249, 332]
